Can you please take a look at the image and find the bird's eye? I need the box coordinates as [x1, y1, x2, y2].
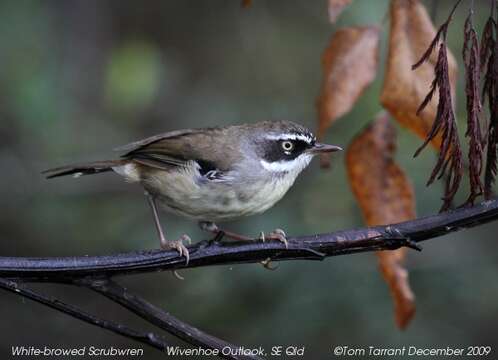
[281, 141, 294, 152]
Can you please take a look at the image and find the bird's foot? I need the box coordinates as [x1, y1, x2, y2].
[198, 221, 219, 233]
[160, 234, 191, 264]
[258, 228, 288, 248]
[198, 222, 223, 244]
[198, 222, 286, 270]
[198, 222, 288, 248]
[198, 221, 253, 243]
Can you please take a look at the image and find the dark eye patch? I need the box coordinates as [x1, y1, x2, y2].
[282, 140, 308, 155]
[261, 139, 311, 163]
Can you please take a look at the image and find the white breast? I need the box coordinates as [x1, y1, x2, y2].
[112, 156, 309, 222]
[239, 174, 298, 215]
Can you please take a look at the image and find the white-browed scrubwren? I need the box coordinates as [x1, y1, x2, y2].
[43, 120, 342, 262]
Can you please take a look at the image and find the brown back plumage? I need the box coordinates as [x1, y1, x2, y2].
[43, 120, 312, 178]
[119, 126, 244, 171]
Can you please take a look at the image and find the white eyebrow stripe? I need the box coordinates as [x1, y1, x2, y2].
[265, 134, 315, 143]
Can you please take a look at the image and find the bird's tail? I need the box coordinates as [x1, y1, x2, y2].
[42, 159, 128, 179]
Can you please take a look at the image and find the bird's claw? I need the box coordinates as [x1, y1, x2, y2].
[268, 228, 288, 248]
[161, 235, 191, 264]
[172, 270, 185, 280]
[260, 257, 279, 271]
[257, 228, 288, 248]
[180, 234, 192, 245]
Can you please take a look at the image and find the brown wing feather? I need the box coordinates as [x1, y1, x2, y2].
[117, 127, 241, 172]
[115, 128, 203, 154]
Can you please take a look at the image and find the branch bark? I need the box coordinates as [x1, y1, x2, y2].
[1, 198, 497, 358]
[1, 198, 497, 281]
[0, 278, 169, 350]
[84, 278, 258, 360]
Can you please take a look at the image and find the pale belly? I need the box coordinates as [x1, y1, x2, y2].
[139, 167, 296, 222]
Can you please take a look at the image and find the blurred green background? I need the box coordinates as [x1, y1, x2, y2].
[0, 0, 497, 358]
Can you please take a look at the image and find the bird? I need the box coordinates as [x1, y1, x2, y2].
[43, 120, 342, 263]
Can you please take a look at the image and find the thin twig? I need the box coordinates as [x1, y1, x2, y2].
[83, 278, 260, 360]
[0, 278, 169, 351]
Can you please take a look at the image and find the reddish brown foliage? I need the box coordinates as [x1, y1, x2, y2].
[241, 0, 252, 8]
[411, 0, 463, 212]
[381, 0, 458, 152]
[346, 112, 416, 329]
[317, 26, 379, 166]
[463, 10, 484, 205]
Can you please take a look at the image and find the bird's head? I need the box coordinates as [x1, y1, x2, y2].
[249, 121, 342, 175]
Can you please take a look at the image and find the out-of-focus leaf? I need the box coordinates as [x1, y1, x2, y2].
[105, 41, 163, 112]
[380, 0, 457, 150]
[241, 0, 252, 8]
[346, 112, 416, 329]
[328, 0, 352, 23]
[317, 26, 379, 139]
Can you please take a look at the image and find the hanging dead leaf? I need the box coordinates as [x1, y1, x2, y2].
[317, 26, 380, 139]
[380, 0, 458, 150]
[346, 112, 416, 329]
[328, 0, 353, 23]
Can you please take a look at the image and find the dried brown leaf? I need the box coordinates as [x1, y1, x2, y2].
[410, 0, 463, 212]
[463, 11, 484, 205]
[480, 12, 495, 76]
[328, 0, 353, 23]
[381, 0, 458, 150]
[346, 112, 416, 329]
[317, 26, 380, 139]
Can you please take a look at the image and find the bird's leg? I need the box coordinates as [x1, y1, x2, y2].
[199, 222, 286, 271]
[198, 221, 252, 242]
[198, 222, 288, 248]
[145, 191, 191, 264]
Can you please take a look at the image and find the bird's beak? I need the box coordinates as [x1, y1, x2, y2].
[308, 143, 343, 154]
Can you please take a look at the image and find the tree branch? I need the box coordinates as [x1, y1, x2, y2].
[0, 198, 497, 281]
[1, 198, 498, 357]
[0, 276, 257, 360]
[0, 278, 169, 351]
[83, 278, 260, 360]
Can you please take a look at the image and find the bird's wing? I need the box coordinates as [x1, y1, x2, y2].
[115, 128, 201, 153]
[117, 128, 234, 175]
[116, 129, 200, 170]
